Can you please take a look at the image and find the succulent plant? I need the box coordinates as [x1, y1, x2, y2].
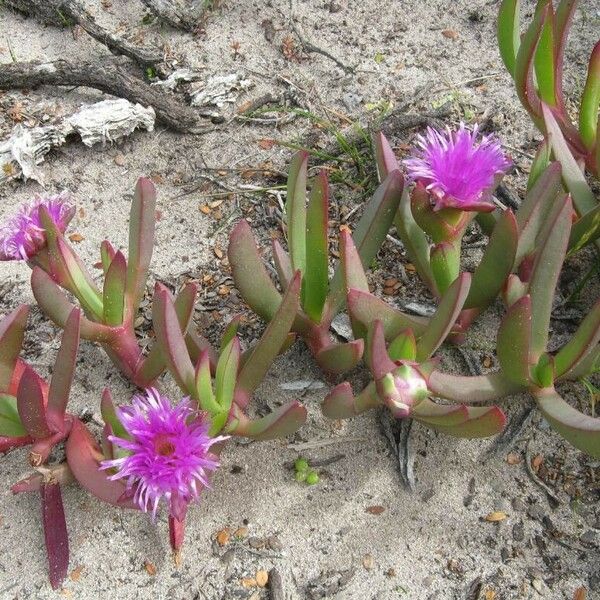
[2, 307, 81, 589]
[0, 179, 198, 388]
[498, 0, 600, 251]
[228, 151, 403, 374]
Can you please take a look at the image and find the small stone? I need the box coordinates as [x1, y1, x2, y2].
[114, 153, 126, 166]
[216, 528, 231, 546]
[362, 554, 374, 570]
[512, 521, 525, 542]
[527, 504, 543, 520]
[512, 498, 526, 512]
[267, 535, 283, 551]
[143, 560, 157, 576]
[580, 530, 599, 545]
[248, 536, 265, 549]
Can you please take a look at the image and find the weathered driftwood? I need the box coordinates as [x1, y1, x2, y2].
[1, 99, 155, 184]
[188, 73, 253, 108]
[5, 0, 164, 68]
[0, 58, 206, 132]
[140, 0, 210, 31]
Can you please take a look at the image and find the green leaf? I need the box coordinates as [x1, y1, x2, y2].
[47, 308, 80, 433]
[100, 388, 129, 441]
[528, 197, 572, 357]
[340, 228, 369, 295]
[430, 242, 460, 296]
[221, 316, 241, 353]
[286, 151, 309, 274]
[554, 298, 600, 378]
[100, 240, 116, 275]
[411, 398, 468, 426]
[0, 305, 28, 392]
[102, 252, 127, 326]
[228, 220, 282, 322]
[527, 140, 552, 191]
[228, 400, 306, 440]
[535, 387, 600, 457]
[428, 370, 525, 403]
[388, 329, 417, 362]
[579, 41, 600, 150]
[272, 240, 292, 289]
[533, 1, 556, 106]
[372, 131, 400, 181]
[315, 340, 364, 375]
[542, 103, 597, 216]
[215, 337, 241, 412]
[497, 295, 532, 386]
[497, 0, 521, 77]
[415, 405, 506, 438]
[532, 353, 554, 387]
[195, 350, 220, 414]
[416, 273, 470, 362]
[235, 272, 301, 403]
[327, 170, 404, 314]
[464, 210, 518, 310]
[304, 170, 329, 322]
[321, 381, 380, 419]
[0, 394, 27, 437]
[569, 204, 600, 254]
[126, 177, 156, 317]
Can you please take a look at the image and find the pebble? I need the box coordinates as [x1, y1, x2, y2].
[580, 530, 599, 545]
[512, 498, 526, 512]
[512, 521, 525, 542]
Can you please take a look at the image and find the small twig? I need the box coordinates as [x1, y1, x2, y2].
[289, 0, 355, 74]
[378, 409, 416, 491]
[524, 438, 561, 507]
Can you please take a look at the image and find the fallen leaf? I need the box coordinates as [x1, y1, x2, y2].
[214, 246, 224, 259]
[484, 511, 508, 522]
[69, 233, 84, 243]
[531, 454, 543, 472]
[144, 560, 157, 576]
[506, 453, 522, 465]
[484, 590, 496, 600]
[573, 587, 587, 600]
[258, 139, 276, 150]
[216, 528, 231, 546]
[241, 577, 257, 588]
[69, 565, 84, 582]
[442, 29, 459, 40]
[256, 570, 269, 587]
[200, 204, 212, 215]
[365, 505, 385, 515]
[234, 526, 249, 539]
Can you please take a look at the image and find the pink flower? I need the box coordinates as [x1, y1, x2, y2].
[101, 388, 227, 521]
[404, 124, 511, 212]
[0, 193, 74, 261]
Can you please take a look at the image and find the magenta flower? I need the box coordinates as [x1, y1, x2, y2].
[404, 124, 511, 212]
[0, 193, 74, 261]
[101, 388, 227, 521]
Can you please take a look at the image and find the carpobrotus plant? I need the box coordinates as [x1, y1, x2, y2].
[0, 179, 197, 388]
[228, 151, 403, 374]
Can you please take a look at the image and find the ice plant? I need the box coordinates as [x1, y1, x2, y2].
[404, 123, 511, 213]
[0, 193, 74, 262]
[1, 178, 198, 387]
[100, 388, 226, 554]
[498, 0, 600, 250]
[228, 151, 403, 374]
[373, 132, 517, 339]
[2, 307, 82, 589]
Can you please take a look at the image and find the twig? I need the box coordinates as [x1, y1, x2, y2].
[289, 0, 355, 74]
[0, 58, 207, 133]
[378, 409, 416, 491]
[524, 438, 561, 507]
[5, 0, 164, 68]
[140, 0, 209, 32]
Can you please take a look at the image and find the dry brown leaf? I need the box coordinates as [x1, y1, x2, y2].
[442, 29, 459, 40]
[144, 560, 157, 576]
[214, 246, 224, 259]
[484, 511, 508, 522]
[531, 454, 544, 471]
[365, 505, 386, 515]
[200, 204, 212, 215]
[69, 233, 84, 243]
[216, 528, 231, 546]
[258, 139, 276, 150]
[256, 570, 269, 587]
[506, 453, 522, 465]
[241, 577, 257, 588]
[69, 565, 84, 582]
[484, 590, 496, 600]
[573, 587, 587, 600]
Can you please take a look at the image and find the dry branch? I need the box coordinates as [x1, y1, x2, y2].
[5, 0, 163, 68]
[0, 58, 207, 133]
[141, 0, 210, 31]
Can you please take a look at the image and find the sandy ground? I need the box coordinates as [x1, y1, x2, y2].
[1, 0, 599, 598]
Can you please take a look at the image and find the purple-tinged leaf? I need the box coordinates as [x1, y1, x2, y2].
[169, 513, 186, 554]
[229, 400, 306, 440]
[340, 228, 369, 295]
[388, 329, 417, 362]
[66, 419, 136, 507]
[221, 316, 241, 353]
[236, 272, 301, 406]
[41, 482, 69, 590]
[11, 463, 73, 493]
[47, 309, 80, 433]
[286, 151, 309, 275]
[228, 220, 282, 321]
[428, 370, 524, 403]
[416, 273, 470, 362]
[327, 170, 404, 314]
[195, 350, 220, 414]
[429, 242, 459, 296]
[535, 387, 600, 457]
[186, 330, 218, 371]
[125, 177, 156, 316]
[100, 388, 129, 442]
[0, 433, 32, 453]
[347, 289, 427, 341]
[412, 398, 468, 426]
[315, 340, 364, 374]
[272, 239, 292, 289]
[394, 187, 436, 294]
[542, 103, 596, 215]
[533, 1, 556, 106]
[103, 251, 127, 326]
[416, 405, 506, 438]
[528, 196, 572, 358]
[215, 337, 241, 413]
[31, 267, 113, 343]
[0, 305, 28, 392]
[515, 162, 563, 265]
[498, 0, 521, 76]
[366, 320, 396, 379]
[17, 365, 51, 439]
[514, 2, 547, 121]
[152, 286, 195, 394]
[497, 295, 533, 385]
[579, 40, 600, 150]
[554, 298, 600, 378]
[100, 240, 116, 275]
[0, 394, 27, 437]
[465, 210, 518, 310]
[321, 381, 380, 419]
[372, 131, 400, 181]
[304, 170, 330, 323]
[527, 140, 552, 191]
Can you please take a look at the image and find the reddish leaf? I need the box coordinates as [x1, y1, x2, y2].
[41, 483, 69, 590]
